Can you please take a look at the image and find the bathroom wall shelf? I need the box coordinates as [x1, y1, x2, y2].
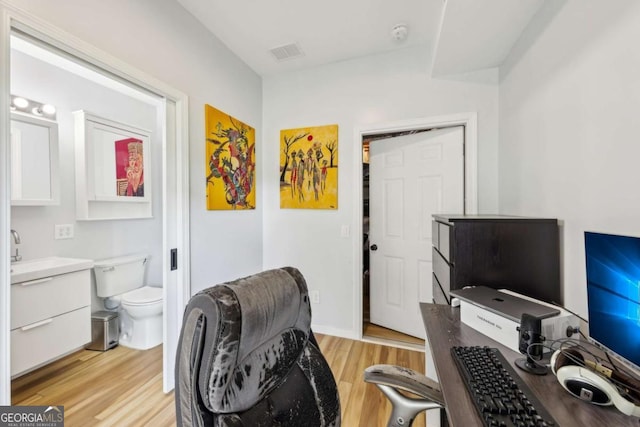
[74, 110, 152, 220]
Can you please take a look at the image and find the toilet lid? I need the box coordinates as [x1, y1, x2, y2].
[122, 286, 162, 305]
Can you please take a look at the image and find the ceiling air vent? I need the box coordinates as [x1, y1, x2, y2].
[269, 43, 304, 61]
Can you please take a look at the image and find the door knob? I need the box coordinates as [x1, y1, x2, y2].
[370, 244, 378, 251]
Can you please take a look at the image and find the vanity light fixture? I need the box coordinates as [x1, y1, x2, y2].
[10, 95, 56, 120]
[42, 104, 56, 115]
[12, 96, 29, 109]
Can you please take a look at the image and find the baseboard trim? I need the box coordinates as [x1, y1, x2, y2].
[361, 335, 425, 352]
[311, 324, 358, 340]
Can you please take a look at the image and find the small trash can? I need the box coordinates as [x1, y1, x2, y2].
[87, 311, 119, 351]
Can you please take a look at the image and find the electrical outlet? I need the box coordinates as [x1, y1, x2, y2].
[310, 290, 320, 304]
[54, 224, 74, 239]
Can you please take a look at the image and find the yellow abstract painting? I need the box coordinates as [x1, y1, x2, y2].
[280, 124, 338, 209]
[205, 104, 255, 210]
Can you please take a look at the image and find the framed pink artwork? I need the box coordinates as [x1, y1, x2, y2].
[115, 137, 145, 197]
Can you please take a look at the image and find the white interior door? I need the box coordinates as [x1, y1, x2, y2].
[161, 96, 190, 393]
[369, 127, 464, 338]
[162, 98, 179, 392]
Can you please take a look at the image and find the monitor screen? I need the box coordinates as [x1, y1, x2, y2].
[585, 231, 640, 371]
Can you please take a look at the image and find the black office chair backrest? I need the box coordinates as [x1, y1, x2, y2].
[175, 267, 341, 426]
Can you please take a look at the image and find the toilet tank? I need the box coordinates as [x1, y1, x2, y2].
[94, 254, 148, 298]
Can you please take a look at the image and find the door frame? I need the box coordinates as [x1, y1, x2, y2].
[0, 5, 190, 402]
[352, 113, 478, 340]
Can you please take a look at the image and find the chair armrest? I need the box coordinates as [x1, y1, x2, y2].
[364, 364, 444, 405]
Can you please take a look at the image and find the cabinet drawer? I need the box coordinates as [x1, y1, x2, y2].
[432, 220, 439, 250]
[12, 269, 91, 329]
[432, 273, 449, 305]
[433, 221, 452, 263]
[11, 306, 91, 377]
[432, 247, 451, 298]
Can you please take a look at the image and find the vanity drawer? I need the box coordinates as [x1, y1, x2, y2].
[11, 269, 91, 329]
[11, 306, 91, 377]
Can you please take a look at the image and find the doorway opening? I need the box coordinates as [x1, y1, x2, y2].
[1, 13, 189, 403]
[354, 113, 478, 348]
[362, 128, 444, 349]
[362, 129, 433, 348]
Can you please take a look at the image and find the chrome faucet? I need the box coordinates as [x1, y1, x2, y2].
[10, 229, 22, 262]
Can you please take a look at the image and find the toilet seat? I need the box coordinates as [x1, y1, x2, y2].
[122, 286, 162, 306]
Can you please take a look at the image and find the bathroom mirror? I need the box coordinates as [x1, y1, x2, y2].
[10, 112, 60, 205]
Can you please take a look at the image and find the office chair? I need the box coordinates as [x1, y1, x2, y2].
[364, 364, 444, 427]
[175, 267, 444, 426]
[175, 267, 340, 426]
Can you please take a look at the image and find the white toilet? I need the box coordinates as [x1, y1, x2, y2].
[93, 254, 162, 350]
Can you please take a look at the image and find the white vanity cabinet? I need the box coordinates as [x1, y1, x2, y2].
[11, 268, 92, 377]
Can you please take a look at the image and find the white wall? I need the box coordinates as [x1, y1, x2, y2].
[263, 47, 499, 336]
[11, 50, 163, 288]
[3, 0, 264, 293]
[499, 1, 640, 316]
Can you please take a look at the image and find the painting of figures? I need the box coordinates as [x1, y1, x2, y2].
[115, 137, 145, 197]
[205, 104, 256, 210]
[280, 124, 338, 209]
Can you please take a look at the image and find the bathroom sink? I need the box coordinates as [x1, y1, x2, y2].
[11, 257, 94, 284]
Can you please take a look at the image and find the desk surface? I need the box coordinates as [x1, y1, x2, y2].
[420, 303, 637, 426]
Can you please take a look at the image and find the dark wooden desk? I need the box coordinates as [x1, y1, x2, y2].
[420, 303, 637, 426]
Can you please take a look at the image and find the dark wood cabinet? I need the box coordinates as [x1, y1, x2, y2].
[432, 214, 561, 305]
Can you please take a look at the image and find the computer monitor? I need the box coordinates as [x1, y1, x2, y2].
[585, 231, 640, 372]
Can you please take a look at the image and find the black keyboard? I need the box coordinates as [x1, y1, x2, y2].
[451, 346, 557, 427]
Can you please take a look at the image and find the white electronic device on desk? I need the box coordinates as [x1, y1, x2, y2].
[449, 286, 578, 353]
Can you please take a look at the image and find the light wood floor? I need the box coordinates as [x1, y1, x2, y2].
[319, 333, 427, 427]
[12, 334, 427, 426]
[363, 322, 426, 349]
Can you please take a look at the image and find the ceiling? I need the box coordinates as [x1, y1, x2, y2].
[176, 0, 546, 77]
